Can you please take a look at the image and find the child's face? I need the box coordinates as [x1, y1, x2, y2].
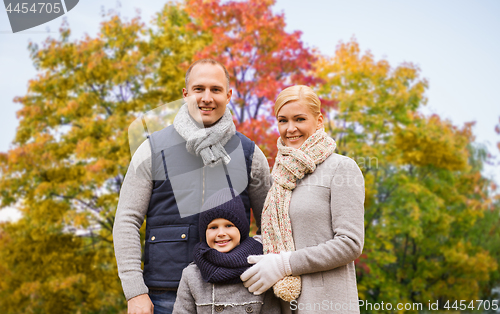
[206, 218, 241, 253]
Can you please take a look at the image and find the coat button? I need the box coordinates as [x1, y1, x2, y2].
[245, 305, 253, 313]
[214, 305, 224, 312]
[181, 234, 186, 239]
[151, 236, 155, 241]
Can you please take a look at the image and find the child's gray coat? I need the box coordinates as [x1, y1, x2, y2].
[173, 263, 281, 314]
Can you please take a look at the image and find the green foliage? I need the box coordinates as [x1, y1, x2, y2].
[0, 2, 206, 312]
[0, 219, 123, 314]
[316, 40, 499, 313]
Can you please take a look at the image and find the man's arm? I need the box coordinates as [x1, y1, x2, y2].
[247, 145, 272, 234]
[113, 139, 153, 301]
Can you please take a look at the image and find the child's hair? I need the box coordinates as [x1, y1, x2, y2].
[199, 188, 249, 243]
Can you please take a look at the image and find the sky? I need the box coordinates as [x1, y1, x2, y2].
[1, 0, 499, 221]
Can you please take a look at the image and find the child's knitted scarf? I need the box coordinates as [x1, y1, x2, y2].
[262, 129, 336, 301]
[193, 237, 263, 284]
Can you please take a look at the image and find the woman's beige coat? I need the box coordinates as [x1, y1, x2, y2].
[280, 153, 365, 314]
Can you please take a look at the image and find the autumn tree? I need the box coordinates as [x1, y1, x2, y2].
[0, 0, 319, 310]
[315, 40, 499, 312]
[184, 0, 318, 164]
[0, 3, 206, 313]
[480, 117, 500, 302]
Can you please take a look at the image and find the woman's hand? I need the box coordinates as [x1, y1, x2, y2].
[240, 252, 292, 295]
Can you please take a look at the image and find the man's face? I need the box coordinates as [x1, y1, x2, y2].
[183, 63, 232, 127]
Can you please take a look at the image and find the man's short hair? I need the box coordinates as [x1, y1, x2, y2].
[185, 59, 231, 92]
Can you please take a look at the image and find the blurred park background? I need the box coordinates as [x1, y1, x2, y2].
[0, 0, 499, 313]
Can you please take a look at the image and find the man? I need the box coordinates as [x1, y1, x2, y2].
[113, 59, 271, 314]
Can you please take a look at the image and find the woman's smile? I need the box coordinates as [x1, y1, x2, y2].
[287, 135, 303, 141]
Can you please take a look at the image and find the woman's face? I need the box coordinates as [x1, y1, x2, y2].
[277, 100, 323, 149]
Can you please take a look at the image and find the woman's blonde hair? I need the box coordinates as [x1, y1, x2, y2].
[274, 85, 321, 117]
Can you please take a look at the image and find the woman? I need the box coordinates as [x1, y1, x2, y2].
[241, 85, 365, 313]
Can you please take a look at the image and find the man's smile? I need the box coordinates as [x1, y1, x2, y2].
[199, 106, 215, 111]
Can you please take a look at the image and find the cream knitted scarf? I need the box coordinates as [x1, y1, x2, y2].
[261, 129, 336, 302]
[173, 103, 236, 167]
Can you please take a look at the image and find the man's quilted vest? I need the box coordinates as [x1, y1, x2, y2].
[144, 125, 255, 289]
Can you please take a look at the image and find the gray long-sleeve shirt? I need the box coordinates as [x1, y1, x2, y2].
[113, 139, 271, 300]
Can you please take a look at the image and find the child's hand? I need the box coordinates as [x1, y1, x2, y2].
[240, 252, 292, 295]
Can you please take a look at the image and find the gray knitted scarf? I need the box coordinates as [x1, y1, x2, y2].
[173, 103, 236, 167]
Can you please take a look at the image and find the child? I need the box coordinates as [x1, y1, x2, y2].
[172, 189, 281, 314]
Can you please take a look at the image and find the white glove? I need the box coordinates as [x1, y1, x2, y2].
[240, 252, 292, 295]
[252, 235, 262, 244]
